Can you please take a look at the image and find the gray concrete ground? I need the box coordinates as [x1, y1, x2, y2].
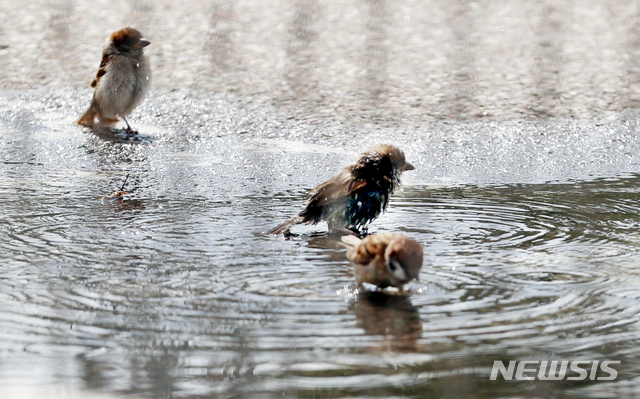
[2, 0, 640, 121]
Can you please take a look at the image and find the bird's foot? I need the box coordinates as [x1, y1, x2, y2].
[124, 126, 138, 135]
[121, 116, 138, 135]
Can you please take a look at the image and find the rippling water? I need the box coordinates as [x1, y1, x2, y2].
[2, 89, 640, 398]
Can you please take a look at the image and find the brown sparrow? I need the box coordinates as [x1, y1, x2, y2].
[341, 233, 423, 289]
[77, 27, 151, 131]
[268, 144, 414, 235]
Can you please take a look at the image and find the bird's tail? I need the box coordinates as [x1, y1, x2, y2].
[76, 104, 99, 127]
[267, 216, 304, 235]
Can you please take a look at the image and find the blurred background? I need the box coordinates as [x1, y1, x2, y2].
[2, 0, 640, 121]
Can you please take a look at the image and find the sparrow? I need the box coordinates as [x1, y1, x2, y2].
[341, 233, 423, 289]
[268, 144, 414, 235]
[77, 27, 151, 132]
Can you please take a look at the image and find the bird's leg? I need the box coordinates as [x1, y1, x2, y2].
[328, 223, 355, 236]
[121, 116, 137, 135]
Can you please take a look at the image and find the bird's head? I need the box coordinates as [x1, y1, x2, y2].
[384, 236, 423, 284]
[365, 144, 415, 173]
[108, 27, 150, 55]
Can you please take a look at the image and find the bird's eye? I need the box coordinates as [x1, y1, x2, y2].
[388, 259, 408, 282]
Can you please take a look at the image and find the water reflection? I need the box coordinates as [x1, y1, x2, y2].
[306, 232, 353, 263]
[350, 292, 422, 353]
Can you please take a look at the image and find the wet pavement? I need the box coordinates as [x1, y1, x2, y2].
[3, 1, 640, 398]
[3, 0, 640, 121]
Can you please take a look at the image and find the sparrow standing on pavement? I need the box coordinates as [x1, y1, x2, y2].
[341, 233, 423, 289]
[268, 144, 414, 235]
[77, 27, 151, 132]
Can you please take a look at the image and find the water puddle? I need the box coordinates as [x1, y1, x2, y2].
[2, 89, 640, 397]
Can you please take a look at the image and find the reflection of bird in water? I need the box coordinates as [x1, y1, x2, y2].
[350, 291, 422, 353]
[100, 174, 147, 211]
[101, 174, 131, 202]
[304, 232, 356, 263]
[341, 233, 423, 290]
[268, 144, 414, 235]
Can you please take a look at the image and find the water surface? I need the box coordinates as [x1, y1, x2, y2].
[2, 89, 640, 398]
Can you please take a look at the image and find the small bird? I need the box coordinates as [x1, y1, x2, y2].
[77, 27, 151, 132]
[268, 144, 414, 235]
[341, 233, 423, 289]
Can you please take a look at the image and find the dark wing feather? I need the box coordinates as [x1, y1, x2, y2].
[346, 179, 367, 193]
[299, 167, 361, 223]
[298, 179, 342, 222]
[90, 53, 112, 88]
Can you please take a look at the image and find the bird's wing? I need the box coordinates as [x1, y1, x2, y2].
[90, 53, 112, 88]
[345, 234, 390, 265]
[301, 170, 354, 219]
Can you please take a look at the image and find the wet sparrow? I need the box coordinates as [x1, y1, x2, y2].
[341, 233, 423, 289]
[77, 27, 151, 132]
[268, 144, 414, 235]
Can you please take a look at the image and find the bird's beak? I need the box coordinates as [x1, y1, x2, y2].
[138, 38, 151, 48]
[403, 163, 415, 171]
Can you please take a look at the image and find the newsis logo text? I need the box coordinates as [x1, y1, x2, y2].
[490, 360, 620, 381]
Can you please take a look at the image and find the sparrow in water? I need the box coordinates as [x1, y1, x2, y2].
[268, 144, 414, 235]
[77, 27, 151, 132]
[341, 233, 423, 289]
